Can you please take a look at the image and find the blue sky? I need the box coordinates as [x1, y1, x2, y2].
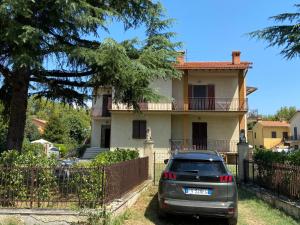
[102, 0, 300, 115]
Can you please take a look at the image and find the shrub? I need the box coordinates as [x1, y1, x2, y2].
[253, 148, 300, 166]
[287, 150, 300, 166]
[92, 148, 139, 166]
[0, 147, 57, 207]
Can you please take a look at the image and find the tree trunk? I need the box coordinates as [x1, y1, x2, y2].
[6, 69, 30, 152]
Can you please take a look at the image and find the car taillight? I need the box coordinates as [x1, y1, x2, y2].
[219, 175, 233, 183]
[163, 171, 177, 180]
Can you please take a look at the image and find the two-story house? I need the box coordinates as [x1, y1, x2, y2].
[84, 51, 253, 159]
[248, 120, 290, 149]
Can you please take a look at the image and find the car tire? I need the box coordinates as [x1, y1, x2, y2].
[157, 208, 167, 219]
[227, 217, 237, 225]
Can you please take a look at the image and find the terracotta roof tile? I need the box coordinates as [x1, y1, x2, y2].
[258, 121, 290, 127]
[175, 62, 252, 70]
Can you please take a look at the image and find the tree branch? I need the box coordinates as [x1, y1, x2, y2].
[33, 69, 94, 78]
[30, 77, 91, 87]
[0, 64, 13, 80]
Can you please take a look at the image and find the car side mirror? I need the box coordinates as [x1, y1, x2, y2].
[164, 159, 169, 165]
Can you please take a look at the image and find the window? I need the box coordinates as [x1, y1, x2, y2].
[170, 159, 226, 176]
[294, 127, 298, 139]
[271, 131, 277, 138]
[282, 132, 288, 139]
[254, 132, 256, 139]
[132, 120, 146, 139]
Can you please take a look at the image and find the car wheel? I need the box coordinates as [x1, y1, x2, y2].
[157, 208, 167, 219]
[227, 217, 237, 225]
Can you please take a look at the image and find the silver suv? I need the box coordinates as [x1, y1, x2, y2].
[158, 151, 238, 225]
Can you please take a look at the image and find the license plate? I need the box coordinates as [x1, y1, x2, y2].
[183, 188, 212, 196]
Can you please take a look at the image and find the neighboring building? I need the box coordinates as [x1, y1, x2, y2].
[285, 111, 300, 149]
[32, 118, 47, 134]
[248, 120, 290, 149]
[31, 139, 59, 158]
[86, 51, 253, 159]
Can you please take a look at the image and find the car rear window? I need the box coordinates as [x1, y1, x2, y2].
[169, 159, 226, 176]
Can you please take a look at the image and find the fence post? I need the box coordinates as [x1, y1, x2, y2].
[237, 142, 249, 183]
[30, 167, 35, 208]
[101, 166, 105, 207]
[144, 139, 155, 179]
[153, 152, 156, 184]
[252, 161, 255, 183]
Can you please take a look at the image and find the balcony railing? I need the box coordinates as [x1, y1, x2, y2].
[108, 97, 248, 112]
[170, 139, 239, 153]
[285, 136, 300, 142]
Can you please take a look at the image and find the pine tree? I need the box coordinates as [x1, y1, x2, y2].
[0, 1, 181, 151]
[250, 4, 300, 59]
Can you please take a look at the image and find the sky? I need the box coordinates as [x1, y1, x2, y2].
[101, 0, 300, 115]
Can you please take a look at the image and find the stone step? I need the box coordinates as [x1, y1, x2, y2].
[82, 147, 108, 159]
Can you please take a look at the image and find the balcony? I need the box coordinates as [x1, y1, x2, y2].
[109, 97, 248, 112]
[285, 136, 300, 143]
[170, 139, 239, 153]
[174, 98, 248, 112]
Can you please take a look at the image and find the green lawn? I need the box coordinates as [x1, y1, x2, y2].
[112, 186, 299, 225]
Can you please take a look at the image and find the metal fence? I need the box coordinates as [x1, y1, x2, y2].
[104, 157, 148, 203]
[244, 160, 300, 201]
[0, 157, 148, 209]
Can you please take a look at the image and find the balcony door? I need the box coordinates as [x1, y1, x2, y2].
[192, 122, 207, 150]
[188, 85, 215, 110]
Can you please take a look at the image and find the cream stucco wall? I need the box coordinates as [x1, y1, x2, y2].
[93, 88, 112, 113]
[170, 71, 240, 106]
[110, 112, 171, 152]
[149, 79, 172, 100]
[172, 78, 183, 104]
[290, 112, 300, 137]
[91, 119, 111, 147]
[171, 114, 239, 152]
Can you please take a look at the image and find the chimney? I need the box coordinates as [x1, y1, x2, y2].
[232, 51, 241, 64]
[177, 51, 185, 64]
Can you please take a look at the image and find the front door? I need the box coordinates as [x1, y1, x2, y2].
[192, 122, 207, 150]
[101, 125, 111, 148]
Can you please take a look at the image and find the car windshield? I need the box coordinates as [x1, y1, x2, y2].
[170, 159, 226, 176]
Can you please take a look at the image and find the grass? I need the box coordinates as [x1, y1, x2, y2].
[116, 186, 299, 225]
[0, 217, 23, 225]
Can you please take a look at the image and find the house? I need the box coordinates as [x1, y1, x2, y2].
[248, 120, 290, 149]
[285, 111, 300, 149]
[85, 51, 253, 159]
[31, 139, 59, 158]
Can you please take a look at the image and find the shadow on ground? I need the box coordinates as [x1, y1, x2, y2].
[144, 192, 228, 225]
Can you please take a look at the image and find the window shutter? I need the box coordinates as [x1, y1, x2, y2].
[207, 85, 215, 98]
[207, 85, 215, 110]
[188, 85, 192, 98]
[140, 121, 147, 139]
[132, 120, 139, 139]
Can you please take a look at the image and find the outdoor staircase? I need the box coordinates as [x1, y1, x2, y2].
[82, 147, 108, 159]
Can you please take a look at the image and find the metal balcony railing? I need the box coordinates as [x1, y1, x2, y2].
[285, 135, 300, 142]
[108, 97, 248, 112]
[170, 139, 239, 153]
